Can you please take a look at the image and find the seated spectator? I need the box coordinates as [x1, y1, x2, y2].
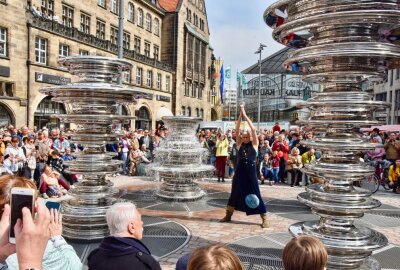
[140, 144, 152, 163]
[0, 174, 80, 270]
[53, 132, 70, 155]
[87, 202, 161, 270]
[287, 147, 303, 187]
[259, 153, 272, 185]
[47, 150, 64, 174]
[40, 164, 69, 198]
[388, 158, 400, 193]
[2, 154, 14, 175]
[62, 147, 76, 161]
[282, 236, 327, 270]
[177, 244, 244, 270]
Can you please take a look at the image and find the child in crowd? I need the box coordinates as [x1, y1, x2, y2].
[283, 235, 327, 270]
[388, 158, 400, 193]
[259, 153, 272, 185]
[271, 151, 281, 184]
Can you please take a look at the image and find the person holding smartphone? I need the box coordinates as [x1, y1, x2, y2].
[215, 134, 229, 182]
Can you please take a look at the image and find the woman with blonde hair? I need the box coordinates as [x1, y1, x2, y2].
[287, 147, 303, 187]
[283, 235, 327, 270]
[187, 244, 244, 270]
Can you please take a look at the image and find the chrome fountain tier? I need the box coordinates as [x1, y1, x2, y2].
[41, 56, 146, 241]
[148, 116, 214, 201]
[265, 1, 400, 269]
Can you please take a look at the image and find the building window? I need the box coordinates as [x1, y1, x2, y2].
[41, 0, 54, 17]
[156, 73, 162, 89]
[145, 13, 152, 32]
[96, 19, 106, 39]
[194, 39, 200, 73]
[0, 28, 7, 57]
[187, 107, 191, 117]
[80, 13, 91, 34]
[200, 109, 204, 119]
[192, 82, 197, 97]
[200, 43, 206, 75]
[35, 37, 47, 64]
[196, 108, 199, 117]
[62, 5, 74, 28]
[187, 35, 194, 70]
[123, 32, 131, 49]
[136, 67, 142, 85]
[137, 9, 143, 27]
[98, 0, 106, 8]
[200, 19, 204, 31]
[166, 76, 171, 92]
[390, 70, 394, 86]
[154, 18, 160, 36]
[123, 71, 131, 84]
[185, 81, 191, 96]
[59, 44, 69, 57]
[110, 26, 118, 45]
[79, 50, 89, 55]
[111, 0, 119, 14]
[127, 2, 134, 22]
[147, 70, 153, 87]
[187, 9, 191, 22]
[134, 36, 141, 53]
[144, 42, 150, 57]
[0, 81, 14, 97]
[153, 45, 159, 60]
[198, 85, 203, 99]
[181, 106, 186, 116]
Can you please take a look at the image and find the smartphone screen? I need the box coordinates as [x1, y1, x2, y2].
[45, 201, 61, 211]
[10, 194, 34, 238]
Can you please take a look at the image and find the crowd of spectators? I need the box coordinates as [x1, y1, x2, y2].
[198, 123, 400, 193]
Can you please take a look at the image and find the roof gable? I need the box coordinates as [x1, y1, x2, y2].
[158, 0, 180, 11]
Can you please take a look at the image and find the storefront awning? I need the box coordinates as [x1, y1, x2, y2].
[156, 107, 174, 121]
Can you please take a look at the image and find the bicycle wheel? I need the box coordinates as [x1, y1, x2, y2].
[360, 174, 380, 193]
[381, 171, 391, 190]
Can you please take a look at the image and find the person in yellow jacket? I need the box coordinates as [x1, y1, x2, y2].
[215, 134, 229, 182]
[388, 159, 400, 193]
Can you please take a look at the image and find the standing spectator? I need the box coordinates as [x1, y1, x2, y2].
[120, 134, 130, 175]
[5, 137, 26, 175]
[139, 129, 153, 153]
[215, 134, 229, 182]
[384, 132, 400, 163]
[53, 132, 70, 155]
[0, 135, 5, 164]
[87, 202, 162, 270]
[22, 137, 37, 180]
[2, 154, 14, 174]
[370, 128, 383, 144]
[17, 126, 29, 147]
[259, 140, 272, 163]
[287, 147, 303, 187]
[272, 122, 281, 133]
[270, 151, 281, 184]
[128, 144, 142, 176]
[272, 134, 289, 183]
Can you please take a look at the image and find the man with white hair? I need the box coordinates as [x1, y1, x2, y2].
[88, 202, 161, 270]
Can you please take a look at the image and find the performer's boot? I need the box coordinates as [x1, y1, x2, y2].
[222, 177, 225, 182]
[260, 214, 269, 228]
[219, 206, 234, 222]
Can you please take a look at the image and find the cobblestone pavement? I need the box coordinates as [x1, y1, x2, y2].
[111, 176, 400, 270]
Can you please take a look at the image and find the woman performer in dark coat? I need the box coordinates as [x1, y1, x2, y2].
[220, 105, 269, 228]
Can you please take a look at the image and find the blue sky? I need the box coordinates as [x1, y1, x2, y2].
[205, 0, 284, 79]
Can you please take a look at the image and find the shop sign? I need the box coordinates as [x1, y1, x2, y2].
[35, 72, 71, 85]
[156, 95, 171, 102]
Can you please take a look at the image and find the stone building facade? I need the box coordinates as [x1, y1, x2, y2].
[159, 0, 214, 120]
[0, 0, 177, 130]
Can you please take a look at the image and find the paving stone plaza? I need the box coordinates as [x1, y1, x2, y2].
[64, 176, 400, 270]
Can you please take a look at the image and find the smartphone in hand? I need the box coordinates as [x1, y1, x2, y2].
[9, 188, 35, 244]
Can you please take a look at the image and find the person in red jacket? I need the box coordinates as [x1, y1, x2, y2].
[272, 122, 281, 133]
[271, 134, 289, 183]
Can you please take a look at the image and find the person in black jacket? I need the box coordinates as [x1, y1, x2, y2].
[88, 202, 161, 270]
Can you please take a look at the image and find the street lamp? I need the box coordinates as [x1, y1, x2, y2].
[255, 43, 267, 132]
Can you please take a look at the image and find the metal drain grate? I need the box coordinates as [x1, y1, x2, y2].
[69, 216, 190, 264]
[229, 233, 400, 270]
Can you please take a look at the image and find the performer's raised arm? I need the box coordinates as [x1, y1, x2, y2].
[240, 105, 259, 149]
[235, 107, 242, 147]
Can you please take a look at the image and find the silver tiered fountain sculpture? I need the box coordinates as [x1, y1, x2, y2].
[41, 56, 145, 241]
[265, 1, 400, 269]
[149, 116, 214, 201]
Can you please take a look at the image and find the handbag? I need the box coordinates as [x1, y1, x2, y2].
[17, 162, 32, 179]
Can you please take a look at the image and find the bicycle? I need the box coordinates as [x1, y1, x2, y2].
[359, 159, 392, 193]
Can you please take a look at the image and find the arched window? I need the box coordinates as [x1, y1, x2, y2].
[181, 106, 186, 116]
[187, 107, 191, 117]
[0, 103, 14, 127]
[135, 106, 151, 130]
[137, 8, 143, 27]
[127, 3, 134, 22]
[153, 18, 160, 36]
[200, 109, 204, 119]
[196, 108, 199, 117]
[34, 97, 66, 129]
[145, 13, 152, 32]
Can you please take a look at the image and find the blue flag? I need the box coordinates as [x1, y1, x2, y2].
[220, 65, 224, 104]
